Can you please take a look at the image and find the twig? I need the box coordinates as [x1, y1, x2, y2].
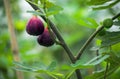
[104, 63, 109, 79]
[76, 26, 104, 60]
[26, 0, 82, 79]
[76, 12, 120, 60]
[112, 12, 120, 20]
[3, 0, 24, 79]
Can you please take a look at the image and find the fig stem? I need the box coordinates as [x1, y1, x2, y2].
[104, 62, 109, 79]
[43, 12, 61, 46]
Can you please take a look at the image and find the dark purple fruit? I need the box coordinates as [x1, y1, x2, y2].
[37, 27, 55, 47]
[26, 16, 44, 36]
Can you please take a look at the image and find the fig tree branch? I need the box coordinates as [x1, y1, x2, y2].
[76, 12, 120, 60]
[26, 0, 82, 79]
[112, 12, 120, 20]
[104, 63, 109, 79]
[75, 26, 104, 60]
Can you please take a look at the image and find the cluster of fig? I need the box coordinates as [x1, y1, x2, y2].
[26, 16, 55, 47]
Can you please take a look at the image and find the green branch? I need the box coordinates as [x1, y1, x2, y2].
[104, 63, 109, 79]
[76, 12, 120, 60]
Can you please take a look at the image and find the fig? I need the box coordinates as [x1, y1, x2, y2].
[103, 18, 113, 28]
[26, 16, 44, 36]
[37, 27, 55, 47]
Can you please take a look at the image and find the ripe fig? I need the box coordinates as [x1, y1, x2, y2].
[37, 27, 55, 47]
[26, 16, 44, 36]
[103, 18, 113, 28]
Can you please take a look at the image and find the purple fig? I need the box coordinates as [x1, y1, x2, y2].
[37, 27, 55, 47]
[26, 16, 44, 36]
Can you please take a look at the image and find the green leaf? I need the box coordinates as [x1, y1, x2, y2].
[71, 63, 93, 69]
[99, 31, 120, 47]
[71, 59, 93, 68]
[38, 0, 63, 16]
[43, 71, 58, 79]
[36, 69, 62, 79]
[40, 1, 63, 16]
[47, 61, 57, 71]
[34, 0, 38, 4]
[106, 52, 120, 66]
[87, 0, 120, 10]
[46, 4, 63, 16]
[87, 0, 111, 5]
[112, 43, 120, 57]
[26, 0, 43, 8]
[64, 70, 75, 79]
[40, 0, 45, 4]
[85, 65, 118, 79]
[71, 55, 109, 70]
[61, 64, 74, 71]
[45, 1, 55, 8]
[13, 62, 35, 72]
[50, 72, 64, 78]
[114, 20, 120, 26]
[36, 71, 63, 79]
[14, 62, 48, 72]
[85, 55, 109, 65]
[85, 52, 120, 79]
[77, 18, 98, 29]
[92, 0, 120, 10]
[14, 62, 62, 79]
[87, 18, 99, 27]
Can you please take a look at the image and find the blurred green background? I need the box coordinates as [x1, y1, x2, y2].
[0, 0, 120, 79]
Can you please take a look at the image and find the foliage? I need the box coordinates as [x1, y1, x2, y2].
[1, 0, 120, 79]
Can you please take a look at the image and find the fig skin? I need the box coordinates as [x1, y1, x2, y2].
[37, 27, 55, 47]
[103, 18, 113, 28]
[26, 16, 44, 36]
